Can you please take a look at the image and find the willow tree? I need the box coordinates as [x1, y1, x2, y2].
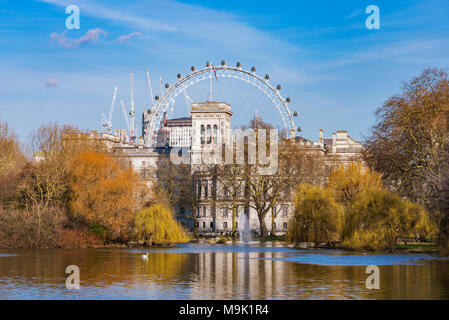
[287, 183, 344, 244]
[343, 190, 436, 251]
[327, 162, 383, 206]
[134, 203, 189, 245]
[365, 68, 449, 248]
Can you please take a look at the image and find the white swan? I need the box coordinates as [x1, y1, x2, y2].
[141, 253, 149, 260]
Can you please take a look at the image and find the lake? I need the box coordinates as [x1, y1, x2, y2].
[0, 242, 448, 299]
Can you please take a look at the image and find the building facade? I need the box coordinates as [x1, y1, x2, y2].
[90, 101, 364, 236]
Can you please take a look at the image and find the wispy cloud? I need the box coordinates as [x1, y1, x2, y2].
[345, 9, 363, 20]
[50, 28, 107, 48]
[45, 77, 59, 87]
[117, 32, 142, 43]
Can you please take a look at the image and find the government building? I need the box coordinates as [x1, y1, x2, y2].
[84, 101, 364, 236]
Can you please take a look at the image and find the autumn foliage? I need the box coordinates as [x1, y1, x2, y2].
[67, 150, 144, 242]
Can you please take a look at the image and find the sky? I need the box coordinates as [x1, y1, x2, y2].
[1, 0, 448, 143]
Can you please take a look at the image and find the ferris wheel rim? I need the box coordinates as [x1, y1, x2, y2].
[146, 64, 296, 146]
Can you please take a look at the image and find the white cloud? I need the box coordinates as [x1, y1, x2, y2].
[45, 77, 59, 87]
[117, 32, 142, 43]
[50, 28, 107, 48]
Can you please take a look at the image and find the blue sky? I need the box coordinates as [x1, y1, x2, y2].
[1, 0, 448, 142]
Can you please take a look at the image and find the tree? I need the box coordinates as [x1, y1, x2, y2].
[343, 190, 436, 251]
[327, 162, 383, 206]
[134, 203, 189, 245]
[67, 151, 145, 242]
[365, 68, 449, 249]
[287, 183, 343, 244]
[0, 120, 25, 205]
[211, 162, 245, 238]
[155, 156, 199, 238]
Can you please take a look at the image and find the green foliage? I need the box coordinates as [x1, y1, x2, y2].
[287, 184, 344, 244]
[342, 190, 436, 251]
[134, 203, 190, 244]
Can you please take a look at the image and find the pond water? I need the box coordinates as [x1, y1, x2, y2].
[0, 242, 448, 299]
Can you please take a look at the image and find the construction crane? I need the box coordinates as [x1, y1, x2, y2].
[129, 72, 136, 143]
[101, 86, 118, 133]
[145, 69, 155, 108]
[120, 100, 130, 132]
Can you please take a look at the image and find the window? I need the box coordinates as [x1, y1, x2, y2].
[283, 206, 288, 216]
[180, 207, 185, 215]
[205, 180, 208, 198]
[142, 161, 146, 166]
[223, 222, 228, 229]
[201, 125, 205, 144]
[210, 221, 214, 229]
[283, 222, 288, 230]
[224, 187, 229, 197]
[203, 207, 207, 217]
[223, 208, 228, 217]
[274, 222, 276, 230]
[203, 222, 206, 228]
[207, 125, 212, 144]
[213, 125, 218, 143]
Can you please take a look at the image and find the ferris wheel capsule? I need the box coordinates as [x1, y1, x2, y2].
[155, 95, 160, 101]
[236, 62, 242, 68]
[191, 66, 196, 72]
[177, 73, 182, 79]
[276, 84, 282, 90]
[221, 60, 226, 66]
[286, 97, 291, 103]
[165, 83, 170, 88]
[251, 66, 256, 72]
[264, 74, 270, 80]
[206, 61, 211, 67]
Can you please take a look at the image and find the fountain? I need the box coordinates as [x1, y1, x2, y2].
[238, 211, 251, 242]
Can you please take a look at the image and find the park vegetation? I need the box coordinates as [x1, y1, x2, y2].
[287, 162, 436, 251]
[0, 122, 188, 248]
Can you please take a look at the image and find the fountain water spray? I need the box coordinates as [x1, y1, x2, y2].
[238, 211, 251, 242]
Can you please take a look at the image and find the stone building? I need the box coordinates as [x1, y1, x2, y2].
[89, 101, 364, 236]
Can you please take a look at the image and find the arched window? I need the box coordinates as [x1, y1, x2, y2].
[207, 125, 211, 144]
[200, 125, 205, 144]
[213, 124, 218, 143]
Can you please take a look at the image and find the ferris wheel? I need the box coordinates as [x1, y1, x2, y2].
[144, 60, 298, 147]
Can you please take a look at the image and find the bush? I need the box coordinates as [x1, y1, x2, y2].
[134, 203, 189, 245]
[287, 184, 344, 244]
[0, 206, 67, 248]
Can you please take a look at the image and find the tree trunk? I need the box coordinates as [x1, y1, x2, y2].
[259, 214, 267, 238]
[232, 204, 237, 239]
[192, 204, 199, 239]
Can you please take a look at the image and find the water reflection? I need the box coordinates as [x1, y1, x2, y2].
[0, 243, 448, 299]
